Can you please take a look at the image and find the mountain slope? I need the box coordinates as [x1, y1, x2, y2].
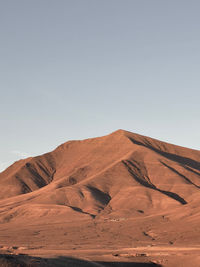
[0, 129, 200, 224]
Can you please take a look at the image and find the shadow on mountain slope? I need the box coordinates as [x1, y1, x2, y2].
[123, 160, 187, 205]
[128, 137, 200, 171]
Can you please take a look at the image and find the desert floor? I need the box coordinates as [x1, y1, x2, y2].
[0, 214, 199, 266]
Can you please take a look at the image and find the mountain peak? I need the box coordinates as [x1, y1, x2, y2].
[110, 129, 131, 135]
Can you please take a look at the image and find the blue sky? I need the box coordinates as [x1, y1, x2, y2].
[0, 0, 200, 171]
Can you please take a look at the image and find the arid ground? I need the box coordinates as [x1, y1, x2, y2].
[0, 130, 200, 266]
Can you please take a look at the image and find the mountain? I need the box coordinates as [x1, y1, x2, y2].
[0, 129, 200, 221]
[0, 130, 200, 266]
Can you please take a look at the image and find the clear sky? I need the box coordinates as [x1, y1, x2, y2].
[0, 0, 200, 171]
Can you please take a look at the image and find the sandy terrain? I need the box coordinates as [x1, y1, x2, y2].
[0, 130, 200, 266]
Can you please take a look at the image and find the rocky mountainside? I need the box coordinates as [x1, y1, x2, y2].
[0, 130, 200, 224]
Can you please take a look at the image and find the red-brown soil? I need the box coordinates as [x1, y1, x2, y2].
[0, 130, 200, 266]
